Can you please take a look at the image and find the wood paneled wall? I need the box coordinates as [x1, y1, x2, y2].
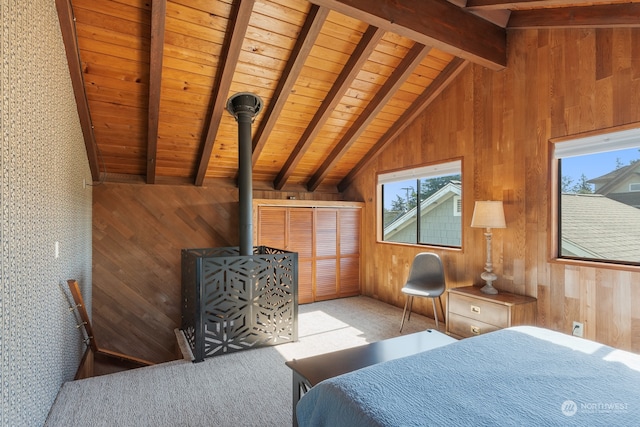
[93, 28, 640, 361]
[92, 180, 342, 363]
[345, 28, 640, 353]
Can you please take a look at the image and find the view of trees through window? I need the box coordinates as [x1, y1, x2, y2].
[561, 152, 640, 194]
[558, 145, 640, 265]
[380, 162, 462, 247]
[383, 175, 461, 225]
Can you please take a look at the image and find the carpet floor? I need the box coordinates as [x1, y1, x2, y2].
[44, 296, 437, 427]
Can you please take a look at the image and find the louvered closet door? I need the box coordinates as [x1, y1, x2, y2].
[315, 209, 338, 300]
[257, 206, 314, 304]
[257, 207, 286, 249]
[257, 203, 361, 303]
[288, 208, 314, 304]
[339, 208, 360, 297]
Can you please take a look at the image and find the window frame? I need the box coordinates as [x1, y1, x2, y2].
[377, 158, 463, 249]
[549, 124, 640, 271]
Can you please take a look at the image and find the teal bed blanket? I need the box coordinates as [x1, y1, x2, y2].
[296, 326, 640, 426]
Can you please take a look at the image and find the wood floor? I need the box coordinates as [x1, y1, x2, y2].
[91, 354, 147, 377]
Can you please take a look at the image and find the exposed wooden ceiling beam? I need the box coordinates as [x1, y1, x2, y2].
[338, 57, 469, 192]
[508, 4, 640, 28]
[146, 0, 167, 184]
[273, 25, 385, 190]
[251, 5, 329, 167]
[447, 0, 510, 26]
[55, 0, 100, 181]
[309, 0, 506, 70]
[194, 0, 255, 186]
[307, 43, 432, 192]
[465, 0, 565, 10]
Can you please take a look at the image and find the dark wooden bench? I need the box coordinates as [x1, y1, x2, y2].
[285, 329, 457, 426]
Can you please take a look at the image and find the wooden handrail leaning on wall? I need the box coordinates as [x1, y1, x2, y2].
[68, 279, 154, 379]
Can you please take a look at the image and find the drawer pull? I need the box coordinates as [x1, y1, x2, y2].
[470, 305, 481, 314]
[470, 325, 481, 335]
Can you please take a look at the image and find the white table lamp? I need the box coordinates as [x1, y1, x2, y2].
[471, 201, 506, 295]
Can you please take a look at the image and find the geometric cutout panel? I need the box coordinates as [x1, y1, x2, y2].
[181, 246, 298, 362]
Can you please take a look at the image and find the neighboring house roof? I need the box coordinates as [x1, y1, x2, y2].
[606, 192, 640, 209]
[560, 194, 640, 262]
[384, 181, 461, 235]
[588, 161, 640, 195]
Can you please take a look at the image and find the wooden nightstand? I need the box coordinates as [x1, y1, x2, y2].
[446, 286, 537, 339]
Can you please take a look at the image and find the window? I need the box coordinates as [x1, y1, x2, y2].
[379, 160, 462, 247]
[553, 126, 640, 266]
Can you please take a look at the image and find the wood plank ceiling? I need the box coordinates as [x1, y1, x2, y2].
[56, 0, 640, 192]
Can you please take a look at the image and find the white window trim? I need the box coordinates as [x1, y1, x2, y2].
[378, 160, 461, 184]
[553, 126, 640, 159]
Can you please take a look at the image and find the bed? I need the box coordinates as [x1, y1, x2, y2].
[296, 326, 640, 426]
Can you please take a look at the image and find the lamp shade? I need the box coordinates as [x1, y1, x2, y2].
[471, 201, 506, 229]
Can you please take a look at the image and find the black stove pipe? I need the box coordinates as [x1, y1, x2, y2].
[226, 92, 263, 256]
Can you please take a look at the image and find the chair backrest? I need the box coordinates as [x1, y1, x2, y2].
[405, 252, 446, 294]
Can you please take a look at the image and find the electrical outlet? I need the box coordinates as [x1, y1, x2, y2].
[572, 321, 584, 337]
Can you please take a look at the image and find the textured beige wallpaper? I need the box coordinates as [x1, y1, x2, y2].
[1, 0, 93, 425]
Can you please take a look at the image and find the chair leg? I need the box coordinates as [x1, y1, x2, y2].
[431, 298, 439, 330]
[438, 296, 445, 325]
[400, 296, 412, 333]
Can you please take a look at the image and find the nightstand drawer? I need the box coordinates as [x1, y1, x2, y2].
[446, 286, 537, 339]
[447, 313, 500, 338]
[448, 293, 509, 327]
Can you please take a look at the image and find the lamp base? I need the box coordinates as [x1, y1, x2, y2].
[480, 283, 498, 294]
[480, 271, 499, 294]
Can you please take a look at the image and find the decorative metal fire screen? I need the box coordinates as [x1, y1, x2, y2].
[181, 246, 298, 362]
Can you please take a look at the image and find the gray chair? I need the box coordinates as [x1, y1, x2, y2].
[399, 252, 446, 332]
